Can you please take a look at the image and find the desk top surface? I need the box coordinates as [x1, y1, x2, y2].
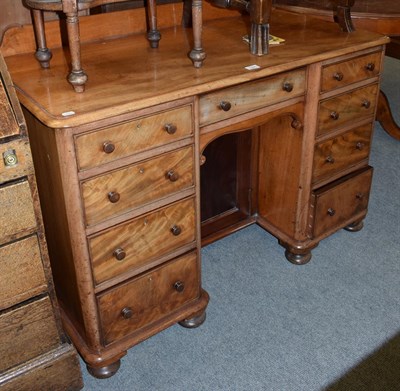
[3, 4, 388, 128]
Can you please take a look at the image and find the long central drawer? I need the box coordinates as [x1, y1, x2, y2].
[199, 68, 306, 127]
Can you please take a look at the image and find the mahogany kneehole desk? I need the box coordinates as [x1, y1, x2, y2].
[3, 4, 389, 378]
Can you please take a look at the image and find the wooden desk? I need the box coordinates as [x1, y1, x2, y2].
[2, 3, 388, 378]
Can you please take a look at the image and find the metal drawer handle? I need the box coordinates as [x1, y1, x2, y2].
[219, 101, 232, 112]
[166, 170, 179, 182]
[113, 247, 126, 261]
[327, 208, 336, 216]
[121, 307, 133, 319]
[282, 82, 293, 92]
[108, 191, 120, 203]
[164, 123, 177, 135]
[103, 141, 115, 154]
[333, 72, 344, 81]
[174, 281, 185, 293]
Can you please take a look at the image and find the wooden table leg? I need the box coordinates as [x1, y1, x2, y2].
[188, 0, 206, 68]
[32, 9, 53, 68]
[65, 11, 88, 93]
[146, 0, 161, 48]
[376, 90, 400, 141]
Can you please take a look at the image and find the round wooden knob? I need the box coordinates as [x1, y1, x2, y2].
[365, 63, 375, 71]
[330, 111, 339, 120]
[325, 155, 335, 164]
[103, 141, 115, 154]
[164, 123, 177, 134]
[333, 72, 344, 81]
[174, 281, 185, 293]
[362, 100, 371, 109]
[291, 119, 302, 129]
[113, 248, 126, 261]
[327, 208, 336, 216]
[121, 307, 133, 319]
[282, 82, 293, 92]
[108, 191, 120, 203]
[166, 170, 179, 182]
[356, 193, 364, 200]
[356, 142, 365, 150]
[219, 101, 232, 112]
[170, 225, 182, 236]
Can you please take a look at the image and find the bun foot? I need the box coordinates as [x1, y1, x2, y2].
[285, 249, 312, 265]
[179, 310, 206, 328]
[86, 359, 121, 379]
[344, 220, 364, 232]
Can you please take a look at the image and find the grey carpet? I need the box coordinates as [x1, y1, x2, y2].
[80, 57, 400, 391]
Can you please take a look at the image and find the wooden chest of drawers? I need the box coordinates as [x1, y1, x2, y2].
[0, 55, 83, 389]
[23, 97, 208, 378]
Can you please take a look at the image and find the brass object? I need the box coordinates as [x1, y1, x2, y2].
[3, 149, 18, 167]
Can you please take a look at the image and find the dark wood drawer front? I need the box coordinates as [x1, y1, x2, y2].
[0, 180, 36, 244]
[89, 197, 196, 285]
[312, 167, 373, 238]
[75, 105, 193, 170]
[81, 146, 194, 227]
[321, 51, 382, 92]
[0, 235, 47, 310]
[0, 296, 60, 372]
[199, 69, 305, 126]
[318, 84, 378, 136]
[313, 124, 372, 182]
[98, 252, 199, 345]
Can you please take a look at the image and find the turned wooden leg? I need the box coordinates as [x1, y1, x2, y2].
[179, 310, 206, 328]
[65, 11, 88, 93]
[344, 219, 364, 232]
[376, 90, 400, 141]
[188, 0, 206, 68]
[32, 9, 53, 68]
[146, 0, 161, 48]
[86, 359, 121, 379]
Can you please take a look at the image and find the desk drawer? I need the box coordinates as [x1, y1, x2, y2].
[89, 197, 196, 285]
[318, 84, 378, 136]
[0, 138, 33, 183]
[311, 167, 372, 238]
[75, 105, 193, 170]
[81, 146, 194, 226]
[97, 251, 199, 345]
[313, 124, 372, 182]
[199, 69, 305, 126]
[0, 236, 47, 310]
[321, 51, 382, 92]
[0, 180, 36, 244]
[0, 296, 60, 372]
